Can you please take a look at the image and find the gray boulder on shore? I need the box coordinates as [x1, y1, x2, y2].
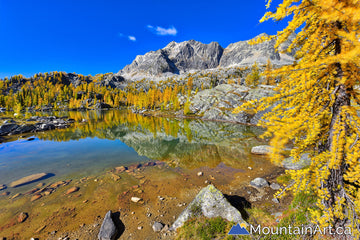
[170, 184, 245, 231]
[282, 153, 311, 170]
[98, 210, 117, 240]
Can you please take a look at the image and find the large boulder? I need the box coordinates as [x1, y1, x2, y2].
[98, 211, 117, 240]
[170, 184, 245, 231]
[0, 123, 19, 136]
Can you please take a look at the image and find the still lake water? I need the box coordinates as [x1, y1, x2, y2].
[0, 110, 268, 189]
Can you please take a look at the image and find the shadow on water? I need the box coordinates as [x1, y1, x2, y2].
[224, 194, 251, 221]
[13, 173, 55, 188]
[112, 211, 125, 239]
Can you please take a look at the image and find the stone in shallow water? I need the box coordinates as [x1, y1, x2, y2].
[152, 221, 164, 232]
[98, 210, 117, 240]
[66, 186, 80, 195]
[0, 184, 6, 191]
[31, 194, 42, 202]
[17, 212, 28, 223]
[10, 173, 49, 188]
[170, 184, 245, 231]
[250, 178, 269, 188]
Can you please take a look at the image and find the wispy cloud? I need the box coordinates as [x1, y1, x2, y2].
[147, 25, 177, 36]
[128, 36, 136, 41]
[118, 33, 136, 42]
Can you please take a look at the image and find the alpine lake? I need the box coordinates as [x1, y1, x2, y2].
[0, 109, 284, 239]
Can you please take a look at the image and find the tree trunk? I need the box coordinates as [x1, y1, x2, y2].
[323, 21, 352, 231]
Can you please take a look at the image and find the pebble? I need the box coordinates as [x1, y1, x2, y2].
[158, 196, 165, 201]
[35, 225, 46, 233]
[0, 184, 6, 191]
[131, 197, 142, 203]
[272, 198, 280, 204]
[270, 183, 281, 190]
[17, 212, 28, 223]
[248, 166, 253, 170]
[0, 191, 10, 196]
[138, 226, 143, 230]
[197, 172, 203, 176]
[115, 166, 127, 173]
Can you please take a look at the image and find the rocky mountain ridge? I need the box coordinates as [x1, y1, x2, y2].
[118, 33, 295, 79]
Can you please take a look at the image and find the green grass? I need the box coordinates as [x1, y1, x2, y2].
[176, 217, 236, 240]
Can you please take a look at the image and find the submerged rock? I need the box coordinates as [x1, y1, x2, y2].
[152, 221, 164, 232]
[170, 184, 245, 231]
[17, 212, 28, 223]
[30, 194, 42, 202]
[9, 173, 49, 188]
[250, 178, 269, 188]
[66, 186, 80, 195]
[98, 210, 117, 240]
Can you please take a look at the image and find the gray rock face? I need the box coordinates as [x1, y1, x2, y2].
[98, 211, 117, 240]
[220, 33, 295, 68]
[98, 74, 126, 89]
[250, 177, 269, 188]
[189, 84, 276, 124]
[121, 40, 223, 76]
[95, 102, 112, 109]
[170, 184, 245, 231]
[282, 153, 311, 170]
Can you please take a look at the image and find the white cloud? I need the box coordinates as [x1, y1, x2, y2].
[118, 33, 136, 42]
[128, 36, 136, 41]
[147, 25, 177, 36]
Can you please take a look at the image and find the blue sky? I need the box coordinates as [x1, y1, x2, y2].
[0, 0, 287, 78]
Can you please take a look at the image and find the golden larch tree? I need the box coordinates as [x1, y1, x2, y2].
[235, 0, 360, 236]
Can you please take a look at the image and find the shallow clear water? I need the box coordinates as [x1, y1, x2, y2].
[0, 109, 267, 188]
